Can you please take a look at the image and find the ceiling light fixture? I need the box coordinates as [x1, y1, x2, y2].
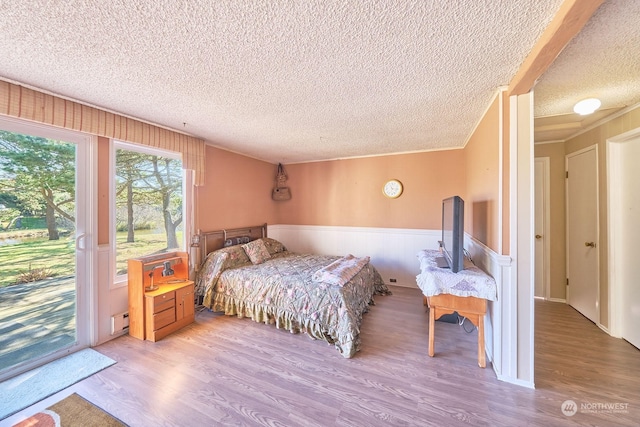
[573, 98, 601, 115]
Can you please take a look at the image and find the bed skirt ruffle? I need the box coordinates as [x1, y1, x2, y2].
[210, 292, 367, 358]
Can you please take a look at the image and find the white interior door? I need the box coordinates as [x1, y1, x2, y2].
[608, 133, 640, 349]
[534, 158, 549, 299]
[566, 147, 599, 323]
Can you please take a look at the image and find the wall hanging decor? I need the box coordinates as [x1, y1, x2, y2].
[272, 163, 292, 201]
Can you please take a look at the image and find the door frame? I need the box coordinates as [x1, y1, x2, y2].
[534, 157, 551, 300]
[607, 126, 640, 338]
[0, 115, 97, 381]
[565, 144, 600, 325]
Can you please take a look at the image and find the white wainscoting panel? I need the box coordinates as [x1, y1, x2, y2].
[96, 244, 111, 345]
[97, 244, 130, 345]
[466, 235, 513, 384]
[268, 224, 441, 288]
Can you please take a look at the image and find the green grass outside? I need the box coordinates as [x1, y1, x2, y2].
[0, 234, 74, 288]
[0, 230, 183, 287]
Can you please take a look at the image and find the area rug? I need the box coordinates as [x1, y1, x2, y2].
[0, 348, 116, 420]
[12, 393, 127, 427]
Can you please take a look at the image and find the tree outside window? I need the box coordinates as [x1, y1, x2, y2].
[115, 147, 183, 276]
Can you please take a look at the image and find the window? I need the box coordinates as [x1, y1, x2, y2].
[112, 141, 190, 282]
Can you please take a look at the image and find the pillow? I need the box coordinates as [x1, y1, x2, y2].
[219, 245, 251, 269]
[261, 237, 287, 255]
[223, 236, 251, 247]
[203, 244, 251, 271]
[242, 239, 272, 264]
[195, 251, 229, 298]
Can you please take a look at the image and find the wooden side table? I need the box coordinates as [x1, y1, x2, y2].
[128, 251, 192, 341]
[424, 293, 487, 368]
[144, 281, 195, 342]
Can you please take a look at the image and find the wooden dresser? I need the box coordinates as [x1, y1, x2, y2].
[128, 251, 195, 342]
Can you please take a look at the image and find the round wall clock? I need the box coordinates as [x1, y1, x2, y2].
[382, 179, 403, 199]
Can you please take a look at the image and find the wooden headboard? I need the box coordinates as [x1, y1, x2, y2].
[193, 223, 267, 268]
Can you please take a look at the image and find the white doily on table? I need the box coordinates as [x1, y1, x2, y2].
[416, 249, 497, 301]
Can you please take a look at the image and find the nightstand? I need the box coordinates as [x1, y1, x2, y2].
[128, 251, 194, 341]
[144, 280, 194, 342]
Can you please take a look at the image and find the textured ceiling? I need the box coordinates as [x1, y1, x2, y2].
[534, 0, 640, 143]
[0, 0, 595, 163]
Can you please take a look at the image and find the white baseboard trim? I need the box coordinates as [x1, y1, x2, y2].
[495, 372, 535, 389]
[547, 298, 567, 303]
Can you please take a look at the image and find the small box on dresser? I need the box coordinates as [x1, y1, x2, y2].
[127, 251, 194, 342]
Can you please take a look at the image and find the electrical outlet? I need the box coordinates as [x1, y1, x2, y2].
[390, 278, 397, 283]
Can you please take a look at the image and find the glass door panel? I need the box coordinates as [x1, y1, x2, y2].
[0, 118, 91, 380]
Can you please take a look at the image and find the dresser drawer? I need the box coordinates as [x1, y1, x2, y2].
[152, 291, 175, 313]
[153, 307, 176, 330]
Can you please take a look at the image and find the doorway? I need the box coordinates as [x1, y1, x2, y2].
[0, 117, 95, 381]
[565, 145, 599, 324]
[534, 157, 550, 299]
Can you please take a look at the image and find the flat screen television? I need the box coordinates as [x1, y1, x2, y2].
[437, 196, 464, 273]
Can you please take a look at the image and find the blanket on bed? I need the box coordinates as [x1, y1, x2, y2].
[311, 254, 370, 287]
[195, 239, 391, 358]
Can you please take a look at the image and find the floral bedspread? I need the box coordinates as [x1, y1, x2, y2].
[195, 238, 391, 358]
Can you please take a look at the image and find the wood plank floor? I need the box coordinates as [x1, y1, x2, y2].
[4, 286, 640, 426]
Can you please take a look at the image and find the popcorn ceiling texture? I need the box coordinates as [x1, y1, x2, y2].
[534, 0, 640, 118]
[0, 0, 578, 163]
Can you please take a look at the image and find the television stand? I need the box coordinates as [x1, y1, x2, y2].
[426, 294, 487, 367]
[416, 249, 497, 368]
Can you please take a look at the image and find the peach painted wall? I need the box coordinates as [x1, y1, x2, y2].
[195, 146, 278, 232]
[275, 150, 466, 229]
[501, 91, 510, 255]
[463, 94, 501, 253]
[195, 93, 505, 251]
[97, 136, 110, 245]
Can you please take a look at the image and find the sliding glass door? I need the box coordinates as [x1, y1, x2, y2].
[0, 117, 94, 381]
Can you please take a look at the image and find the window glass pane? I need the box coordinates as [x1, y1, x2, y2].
[115, 148, 183, 276]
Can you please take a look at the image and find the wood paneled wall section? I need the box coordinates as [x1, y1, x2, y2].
[464, 93, 502, 253]
[0, 80, 206, 185]
[501, 91, 511, 255]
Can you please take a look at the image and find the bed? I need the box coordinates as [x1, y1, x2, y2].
[194, 224, 391, 358]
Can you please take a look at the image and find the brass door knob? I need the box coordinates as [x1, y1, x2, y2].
[585, 241, 596, 248]
[535, 234, 542, 239]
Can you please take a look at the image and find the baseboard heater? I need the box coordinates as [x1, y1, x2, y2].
[111, 312, 130, 335]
